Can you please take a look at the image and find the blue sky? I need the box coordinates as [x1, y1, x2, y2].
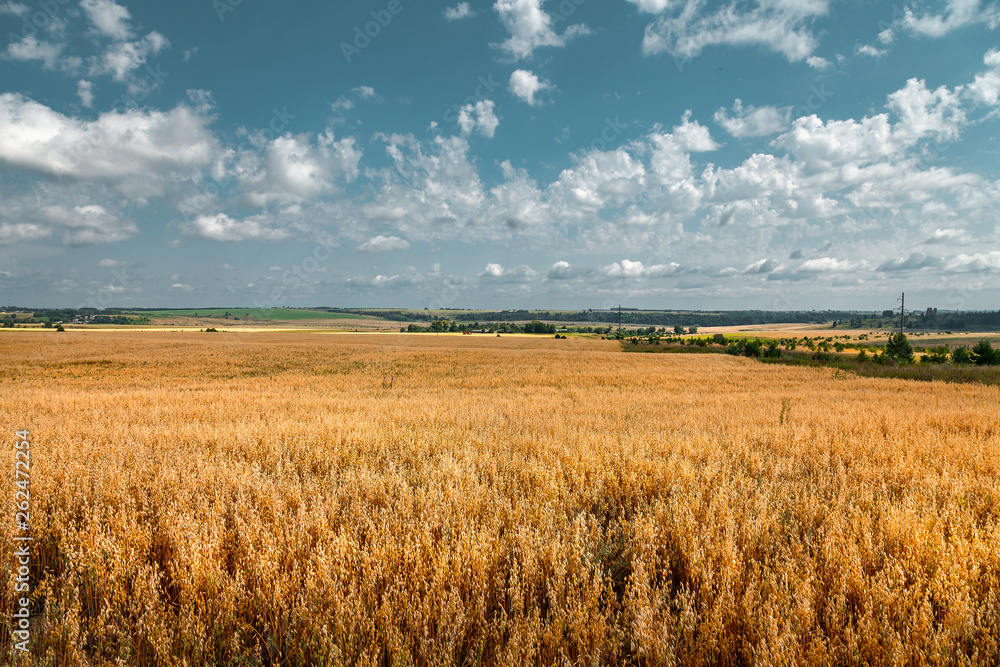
[1, 0, 999, 311]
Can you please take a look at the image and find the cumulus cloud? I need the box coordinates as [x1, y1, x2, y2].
[798, 257, 860, 273]
[5, 35, 70, 70]
[637, 0, 829, 63]
[0, 223, 51, 245]
[77, 80, 94, 107]
[235, 131, 362, 207]
[444, 2, 474, 20]
[0, 94, 217, 197]
[348, 266, 426, 288]
[876, 253, 941, 272]
[356, 235, 411, 253]
[604, 259, 678, 278]
[626, 0, 672, 12]
[968, 49, 1000, 106]
[32, 203, 137, 246]
[903, 0, 1000, 38]
[493, 0, 587, 60]
[186, 213, 291, 242]
[508, 69, 553, 106]
[89, 31, 169, 82]
[0, 2, 28, 15]
[855, 44, 886, 58]
[806, 55, 833, 70]
[942, 251, 1000, 272]
[457, 100, 500, 138]
[714, 99, 791, 138]
[80, 0, 133, 40]
[547, 260, 584, 280]
[925, 228, 974, 244]
[479, 263, 537, 282]
[331, 85, 379, 112]
[744, 258, 778, 274]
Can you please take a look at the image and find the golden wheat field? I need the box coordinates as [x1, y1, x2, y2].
[2, 331, 999, 666]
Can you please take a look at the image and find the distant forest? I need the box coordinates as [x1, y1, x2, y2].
[4, 306, 999, 330]
[333, 308, 863, 327]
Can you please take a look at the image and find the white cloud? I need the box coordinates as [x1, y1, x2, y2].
[5, 35, 69, 70]
[744, 258, 778, 274]
[332, 86, 379, 112]
[349, 266, 426, 288]
[356, 235, 411, 253]
[772, 114, 898, 171]
[77, 80, 94, 107]
[0, 94, 217, 197]
[34, 203, 137, 246]
[493, 0, 586, 60]
[626, 0, 672, 12]
[855, 44, 886, 58]
[0, 2, 28, 15]
[798, 257, 859, 273]
[671, 110, 720, 151]
[479, 263, 537, 282]
[552, 147, 647, 211]
[887, 78, 965, 144]
[604, 259, 677, 278]
[547, 260, 577, 279]
[0, 223, 51, 245]
[90, 31, 169, 82]
[903, 0, 1000, 38]
[806, 55, 832, 70]
[925, 228, 973, 244]
[508, 69, 553, 106]
[80, 0, 133, 40]
[714, 99, 791, 138]
[876, 253, 941, 272]
[457, 100, 499, 138]
[236, 131, 362, 207]
[943, 251, 1000, 272]
[968, 49, 1000, 106]
[638, 0, 829, 63]
[444, 2, 474, 20]
[186, 213, 291, 242]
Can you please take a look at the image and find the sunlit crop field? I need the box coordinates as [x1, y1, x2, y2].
[2, 332, 999, 665]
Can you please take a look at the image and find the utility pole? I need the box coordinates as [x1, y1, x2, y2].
[897, 292, 904, 336]
[618, 304, 621, 335]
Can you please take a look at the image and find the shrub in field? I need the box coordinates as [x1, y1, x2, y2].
[885, 332, 914, 362]
[952, 346, 973, 364]
[972, 340, 999, 366]
[922, 346, 950, 364]
[857, 348, 869, 362]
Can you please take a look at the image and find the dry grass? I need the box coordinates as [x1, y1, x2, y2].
[1, 332, 999, 666]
